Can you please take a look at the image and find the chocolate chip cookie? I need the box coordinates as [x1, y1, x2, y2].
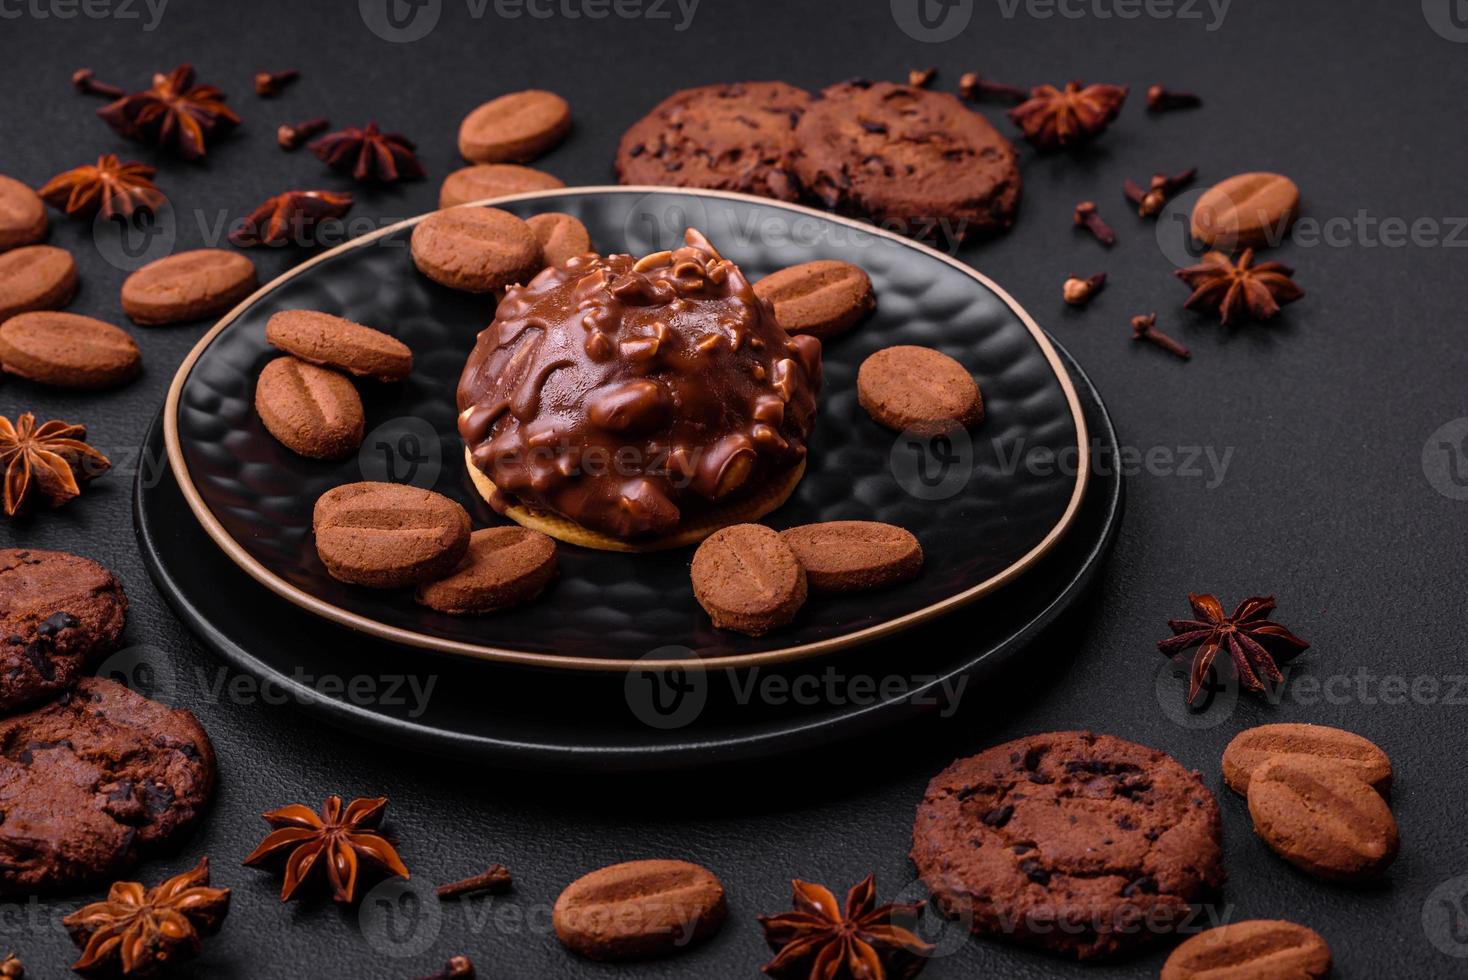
[0, 676, 215, 895]
[0, 549, 127, 712]
[912, 732, 1225, 960]
[616, 82, 812, 201]
[793, 81, 1022, 239]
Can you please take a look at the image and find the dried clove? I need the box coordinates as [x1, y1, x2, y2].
[1146, 85, 1202, 112]
[436, 864, 513, 900]
[417, 955, 475, 979]
[908, 67, 936, 88]
[1063, 273, 1107, 307]
[255, 69, 299, 97]
[277, 117, 329, 150]
[1131, 313, 1191, 360]
[1124, 167, 1198, 218]
[72, 68, 125, 98]
[1073, 201, 1116, 247]
[958, 71, 1027, 104]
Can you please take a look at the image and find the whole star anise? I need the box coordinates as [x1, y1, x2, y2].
[1175, 249, 1304, 326]
[309, 122, 425, 183]
[1008, 81, 1128, 151]
[242, 795, 409, 903]
[230, 189, 354, 247]
[0, 413, 112, 518]
[1158, 594, 1310, 704]
[758, 875, 932, 980]
[97, 64, 240, 161]
[64, 856, 230, 978]
[39, 154, 165, 219]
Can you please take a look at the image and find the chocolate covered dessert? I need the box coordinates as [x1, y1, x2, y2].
[457, 229, 822, 550]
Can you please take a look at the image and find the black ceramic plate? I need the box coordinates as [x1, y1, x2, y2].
[137, 343, 1120, 770]
[165, 189, 1089, 669]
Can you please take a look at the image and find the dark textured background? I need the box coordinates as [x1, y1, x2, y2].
[3, 1, 1468, 976]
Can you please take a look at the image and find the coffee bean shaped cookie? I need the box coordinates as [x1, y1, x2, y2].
[314, 482, 471, 588]
[0, 676, 215, 895]
[780, 521, 922, 592]
[691, 524, 806, 635]
[754, 260, 875, 340]
[1161, 919, 1331, 980]
[266, 310, 413, 382]
[554, 859, 727, 961]
[0, 245, 76, 322]
[1247, 756, 1399, 881]
[458, 90, 571, 164]
[416, 526, 558, 614]
[0, 312, 141, 389]
[255, 356, 365, 460]
[411, 207, 543, 293]
[0, 175, 48, 252]
[526, 212, 592, 268]
[439, 164, 564, 208]
[121, 249, 257, 325]
[1224, 723, 1391, 797]
[1191, 172, 1299, 250]
[0, 549, 127, 712]
[858, 345, 984, 434]
[912, 731, 1226, 960]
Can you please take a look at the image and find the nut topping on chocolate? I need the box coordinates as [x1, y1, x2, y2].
[457, 229, 821, 541]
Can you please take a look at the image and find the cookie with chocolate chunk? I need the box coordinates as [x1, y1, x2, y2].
[616, 82, 811, 201]
[793, 81, 1021, 239]
[0, 549, 127, 712]
[0, 676, 215, 895]
[911, 732, 1225, 961]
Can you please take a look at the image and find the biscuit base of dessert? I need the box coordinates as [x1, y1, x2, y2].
[464, 447, 805, 553]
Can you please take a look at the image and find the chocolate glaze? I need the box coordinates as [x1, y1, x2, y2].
[458, 229, 821, 541]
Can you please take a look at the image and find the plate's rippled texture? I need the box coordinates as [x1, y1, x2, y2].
[177, 191, 1082, 662]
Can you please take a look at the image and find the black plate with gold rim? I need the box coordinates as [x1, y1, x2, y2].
[164, 188, 1090, 669]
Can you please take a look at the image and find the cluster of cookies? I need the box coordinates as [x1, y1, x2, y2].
[616, 80, 1022, 240]
[0, 549, 217, 897]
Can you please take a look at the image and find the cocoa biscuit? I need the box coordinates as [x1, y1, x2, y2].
[415, 526, 558, 614]
[690, 524, 806, 635]
[912, 731, 1226, 960]
[121, 249, 257, 325]
[553, 859, 726, 961]
[255, 356, 365, 460]
[1246, 756, 1399, 881]
[458, 90, 572, 164]
[857, 345, 983, 434]
[265, 309, 413, 382]
[411, 207, 543, 293]
[0, 245, 77, 322]
[1161, 919, 1331, 980]
[780, 521, 922, 592]
[1223, 723, 1391, 797]
[794, 81, 1022, 239]
[615, 82, 811, 201]
[526, 212, 592, 268]
[0, 312, 141, 389]
[313, 482, 471, 588]
[753, 259, 875, 339]
[439, 164, 564, 209]
[0, 175, 48, 252]
[0, 676, 215, 896]
[1191, 172, 1300, 250]
[0, 549, 127, 712]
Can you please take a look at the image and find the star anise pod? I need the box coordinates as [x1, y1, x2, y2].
[1175, 249, 1304, 326]
[38, 154, 165, 219]
[64, 856, 230, 978]
[242, 795, 409, 903]
[230, 189, 354, 247]
[758, 875, 932, 980]
[1158, 594, 1310, 705]
[309, 122, 425, 183]
[97, 64, 240, 161]
[1008, 81, 1128, 151]
[0, 413, 112, 518]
